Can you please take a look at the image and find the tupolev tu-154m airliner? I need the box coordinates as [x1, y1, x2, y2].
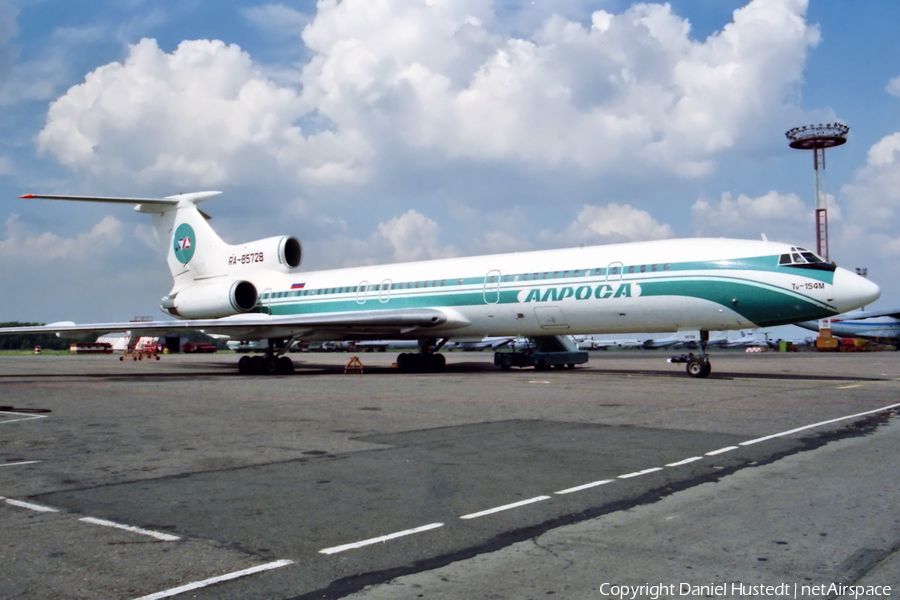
[0, 191, 881, 377]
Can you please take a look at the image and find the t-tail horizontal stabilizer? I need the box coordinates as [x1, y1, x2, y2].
[19, 191, 220, 213]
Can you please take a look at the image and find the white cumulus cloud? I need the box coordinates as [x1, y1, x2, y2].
[0, 214, 123, 261]
[376, 209, 456, 262]
[544, 203, 674, 245]
[36, 0, 819, 195]
[36, 38, 359, 187]
[841, 132, 900, 250]
[691, 190, 824, 243]
[887, 76, 900, 98]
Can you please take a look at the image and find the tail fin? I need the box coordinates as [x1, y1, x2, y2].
[20, 191, 227, 289]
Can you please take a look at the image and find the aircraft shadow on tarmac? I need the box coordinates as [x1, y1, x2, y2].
[0, 360, 888, 382]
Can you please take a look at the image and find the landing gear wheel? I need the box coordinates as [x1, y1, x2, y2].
[251, 355, 265, 375]
[396, 352, 445, 372]
[238, 355, 253, 375]
[277, 356, 294, 375]
[686, 358, 711, 378]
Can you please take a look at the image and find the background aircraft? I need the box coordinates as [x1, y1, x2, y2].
[795, 307, 900, 349]
[721, 330, 777, 349]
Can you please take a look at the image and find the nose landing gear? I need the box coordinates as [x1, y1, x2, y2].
[686, 356, 711, 378]
[686, 331, 712, 378]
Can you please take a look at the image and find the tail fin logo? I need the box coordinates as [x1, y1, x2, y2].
[173, 223, 196, 264]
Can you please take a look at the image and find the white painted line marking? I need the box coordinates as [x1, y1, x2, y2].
[706, 446, 739, 456]
[555, 480, 614, 495]
[79, 517, 181, 541]
[740, 402, 900, 447]
[2, 497, 59, 513]
[618, 467, 663, 479]
[460, 496, 551, 520]
[836, 384, 863, 389]
[132, 560, 293, 600]
[320, 523, 444, 554]
[0, 411, 49, 424]
[666, 456, 703, 467]
[0, 461, 41, 468]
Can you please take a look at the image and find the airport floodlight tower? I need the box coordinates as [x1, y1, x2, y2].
[785, 122, 849, 261]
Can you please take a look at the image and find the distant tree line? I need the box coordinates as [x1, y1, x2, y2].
[0, 323, 70, 351]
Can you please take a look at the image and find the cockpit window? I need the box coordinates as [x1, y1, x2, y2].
[778, 247, 836, 272]
[800, 252, 823, 263]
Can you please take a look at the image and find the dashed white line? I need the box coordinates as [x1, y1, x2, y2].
[132, 560, 293, 600]
[618, 467, 663, 479]
[739, 401, 900, 447]
[308, 403, 900, 559]
[666, 456, 703, 467]
[2, 497, 59, 513]
[460, 496, 551, 520]
[555, 480, 614, 495]
[0, 461, 41, 468]
[706, 446, 739, 456]
[79, 517, 181, 541]
[320, 523, 444, 554]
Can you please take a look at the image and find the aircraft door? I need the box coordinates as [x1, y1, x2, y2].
[357, 280, 368, 305]
[380, 279, 391, 304]
[484, 270, 501, 304]
[606, 262, 624, 282]
[260, 288, 272, 315]
[534, 307, 569, 330]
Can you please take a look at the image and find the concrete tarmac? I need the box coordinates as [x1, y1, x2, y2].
[1, 350, 899, 599]
[347, 416, 900, 600]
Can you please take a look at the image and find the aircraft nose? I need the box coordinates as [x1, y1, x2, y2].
[832, 267, 881, 313]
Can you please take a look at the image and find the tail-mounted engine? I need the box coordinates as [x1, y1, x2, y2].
[161, 280, 258, 319]
[227, 235, 302, 272]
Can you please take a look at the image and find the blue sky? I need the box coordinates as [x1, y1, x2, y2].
[1, 0, 899, 331]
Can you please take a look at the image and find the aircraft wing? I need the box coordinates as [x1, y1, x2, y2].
[0, 308, 461, 341]
[830, 306, 900, 320]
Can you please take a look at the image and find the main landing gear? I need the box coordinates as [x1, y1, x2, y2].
[396, 338, 448, 372]
[237, 338, 295, 375]
[686, 331, 712, 379]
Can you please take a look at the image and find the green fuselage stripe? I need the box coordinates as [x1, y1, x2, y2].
[259, 256, 838, 328]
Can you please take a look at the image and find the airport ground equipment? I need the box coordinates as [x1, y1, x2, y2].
[494, 336, 588, 370]
[345, 356, 364, 374]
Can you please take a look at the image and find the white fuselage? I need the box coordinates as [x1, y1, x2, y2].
[206, 237, 877, 341]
